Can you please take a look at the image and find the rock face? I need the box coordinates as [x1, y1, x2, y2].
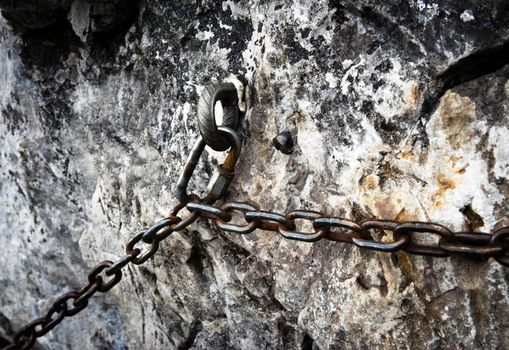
[1, 1, 508, 349]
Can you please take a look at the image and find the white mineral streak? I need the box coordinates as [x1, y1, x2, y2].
[0, 19, 16, 109]
[460, 10, 475, 23]
[352, 91, 500, 230]
[489, 127, 509, 180]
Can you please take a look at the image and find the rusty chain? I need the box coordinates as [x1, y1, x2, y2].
[2, 200, 198, 350]
[5, 198, 509, 349]
[3, 83, 509, 349]
[187, 202, 509, 265]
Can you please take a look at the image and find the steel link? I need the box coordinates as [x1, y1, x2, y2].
[353, 220, 409, 252]
[244, 210, 294, 232]
[27, 320, 46, 338]
[40, 304, 66, 336]
[491, 227, 509, 266]
[279, 210, 326, 242]
[106, 250, 140, 276]
[73, 281, 99, 307]
[141, 218, 176, 243]
[438, 232, 503, 258]
[54, 291, 88, 317]
[394, 222, 454, 257]
[12, 321, 37, 350]
[313, 217, 364, 242]
[170, 194, 201, 231]
[215, 202, 260, 234]
[15, 319, 43, 343]
[186, 202, 232, 221]
[88, 261, 122, 293]
[126, 230, 160, 265]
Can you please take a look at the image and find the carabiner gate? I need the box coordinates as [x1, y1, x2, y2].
[175, 83, 243, 204]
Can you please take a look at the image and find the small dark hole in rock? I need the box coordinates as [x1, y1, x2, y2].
[461, 204, 484, 231]
[355, 275, 369, 290]
[187, 245, 204, 274]
[391, 253, 400, 266]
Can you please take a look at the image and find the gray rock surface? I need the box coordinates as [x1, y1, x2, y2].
[1, 1, 508, 349]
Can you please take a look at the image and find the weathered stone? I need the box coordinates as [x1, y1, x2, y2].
[0, 1, 508, 349]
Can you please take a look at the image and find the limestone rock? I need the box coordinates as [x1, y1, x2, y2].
[0, 1, 508, 349]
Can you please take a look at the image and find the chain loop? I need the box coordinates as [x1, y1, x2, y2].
[279, 210, 326, 242]
[394, 222, 453, 257]
[186, 202, 232, 221]
[12, 321, 38, 350]
[88, 261, 122, 292]
[170, 194, 201, 231]
[73, 281, 99, 307]
[39, 304, 66, 336]
[438, 232, 502, 258]
[313, 217, 363, 242]
[244, 210, 294, 232]
[106, 250, 140, 276]
[141, 218, 176, 243]
[216, 202, 260, 234]
[126, 230, 160, 265]
[54, 291, 89, 316]
[352, 220, 410, 252]
[491, 227, 509, 266]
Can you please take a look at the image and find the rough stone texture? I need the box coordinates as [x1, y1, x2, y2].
[1, 1, 509, 349]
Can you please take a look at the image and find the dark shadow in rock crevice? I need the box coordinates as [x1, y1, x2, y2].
[19, 17, 81, 70]
[421, 41, 509, 121]
[178, 320, 203, 350]
[9, 0, 143, 80]
[301, 333, 314, 350]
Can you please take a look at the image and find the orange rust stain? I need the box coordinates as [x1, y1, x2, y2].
[373, 198, 420, 222]
[373, 196, 401, 219]
[362, 174, 379, 190]
[394, 208, 417, 221]
[431, 174, 456, 207]
[433, 200, 446, 208]
[400, 149, 417, 162]
[437, 174, 456, 190]
[397, 253, 413, 277]
[407, 83, 420, 107]
[252, 176, 263, 196]
[450, 155, 460, 163]
[437, 91, 476, 147]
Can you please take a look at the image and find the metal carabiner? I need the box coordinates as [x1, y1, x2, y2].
[175, 82, 244, 204]
[175, 126, 241, 204]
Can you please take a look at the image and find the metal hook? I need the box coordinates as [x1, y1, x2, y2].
[175, 126, 242, 204]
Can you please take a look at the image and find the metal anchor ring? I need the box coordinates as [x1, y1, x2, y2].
[197, 82, 240, 151]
